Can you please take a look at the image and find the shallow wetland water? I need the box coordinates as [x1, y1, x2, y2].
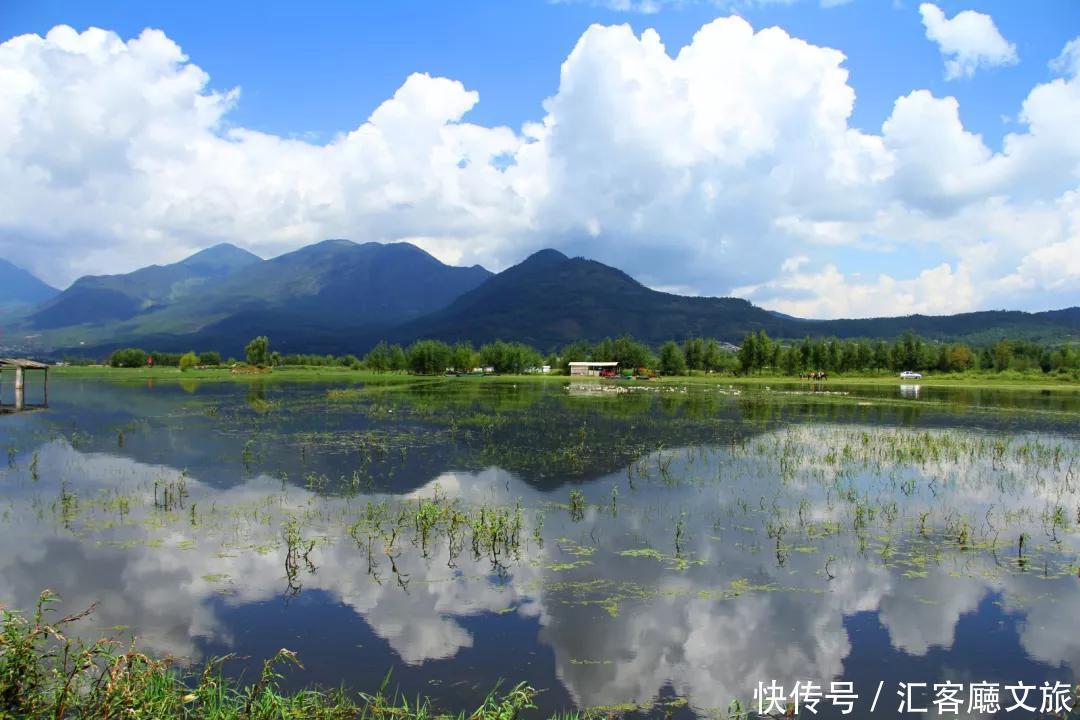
[1, 376, 1078, 718]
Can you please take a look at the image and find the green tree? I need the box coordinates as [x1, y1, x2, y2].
[936, 344, 950, 372]
[479, 340, 542, 373]
[559, 340, 594, 372]
[758, 332, 772, 371]
[705, 341, 739, 373]
[245, 336, 270, 367]
[108, 348, 147, 368]
[809, 339, 827, 371]
[992, 340, 1014, 372]
[1049, 345, 1078, 371]
[779, 346, 801, 375]
[897, 332, 923, 370]
[799, 337, 813, 369]
[737, 331, 773, 374]
[855, 342, 873, 370]
[947, 344, 974, 371]
[389, 344, 407, 371]
[840, 342, 860, 372]
[593, 338, 615, 363]
[179, 351, 198, 372]
[825, 340, 841, 372]
[683, 337, 706, 372]
[738, 333, 757, 374]
[198, 351, 221, 366]
[451, 342, 477, 372]
[612, 335, 654, 370]
[658, 341, 688, 376]
[149, 352, 181, 367]
[364, 341, 393, 372]
[872, 341, 890, 370]
[407, 340, 452, 375]
[562, 340, 593, 361]
[702, 339, 722, 373]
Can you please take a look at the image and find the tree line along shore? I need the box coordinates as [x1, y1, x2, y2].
[54, 330, 1080, 382]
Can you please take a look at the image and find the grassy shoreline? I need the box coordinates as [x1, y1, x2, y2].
[0, 592, 552, 720]
[46, 365, 1080, 391]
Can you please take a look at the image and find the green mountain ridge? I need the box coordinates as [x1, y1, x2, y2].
[384, 249, 1080, 350]
[30, 243, 263, 329]
[13, 240, 494, 355]
[2, 241, 1076, 357]
[384, 249, 789, 349]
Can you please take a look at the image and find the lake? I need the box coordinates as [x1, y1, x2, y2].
[1, 376, 1078, 718]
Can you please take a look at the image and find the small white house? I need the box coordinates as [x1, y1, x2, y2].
[568, 361, 619, 377]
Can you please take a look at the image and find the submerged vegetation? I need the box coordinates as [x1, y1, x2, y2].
[1, 375, 1078, 717]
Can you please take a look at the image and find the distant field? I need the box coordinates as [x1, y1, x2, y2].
[657, 372, 1080, 391]
[47, 364, 1079, 390]
[48, 365, 424, 384]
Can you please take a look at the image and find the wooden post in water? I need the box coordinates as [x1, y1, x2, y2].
[14, 366, 24, 411]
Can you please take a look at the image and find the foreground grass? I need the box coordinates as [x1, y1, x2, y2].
[0, 591, 546, 720]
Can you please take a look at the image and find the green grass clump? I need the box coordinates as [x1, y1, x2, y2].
[1, 591, 541, 720]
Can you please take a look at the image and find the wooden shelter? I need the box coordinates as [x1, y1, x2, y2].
[0, 358, 50, 411]
[568, 361, 619, 377]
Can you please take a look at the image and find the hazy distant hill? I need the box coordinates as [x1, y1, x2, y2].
[0, 259, 59, 331]
[0, 259, 57, 306]
[30, 244, 262, 329]
[810, 308, 1080, 345]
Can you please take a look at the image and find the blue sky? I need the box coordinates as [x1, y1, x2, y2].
[5, 1, 1075, 145]
[1, 0, 1078, 317]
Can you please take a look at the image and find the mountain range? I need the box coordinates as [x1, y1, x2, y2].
[30, 243, 262, 329]
[385, 249, 1080, 349]
[0, 241, 1076, 357]
[0, 259, 58, 338]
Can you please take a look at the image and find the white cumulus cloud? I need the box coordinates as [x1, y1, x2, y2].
[553, 0, 852, 12]
[734, 262, 977, 318]
[0, 20, 1078, 318]
[919, 3, 1018, 80]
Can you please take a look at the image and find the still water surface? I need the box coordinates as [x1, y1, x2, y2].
[1, 377, 1078, 717]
